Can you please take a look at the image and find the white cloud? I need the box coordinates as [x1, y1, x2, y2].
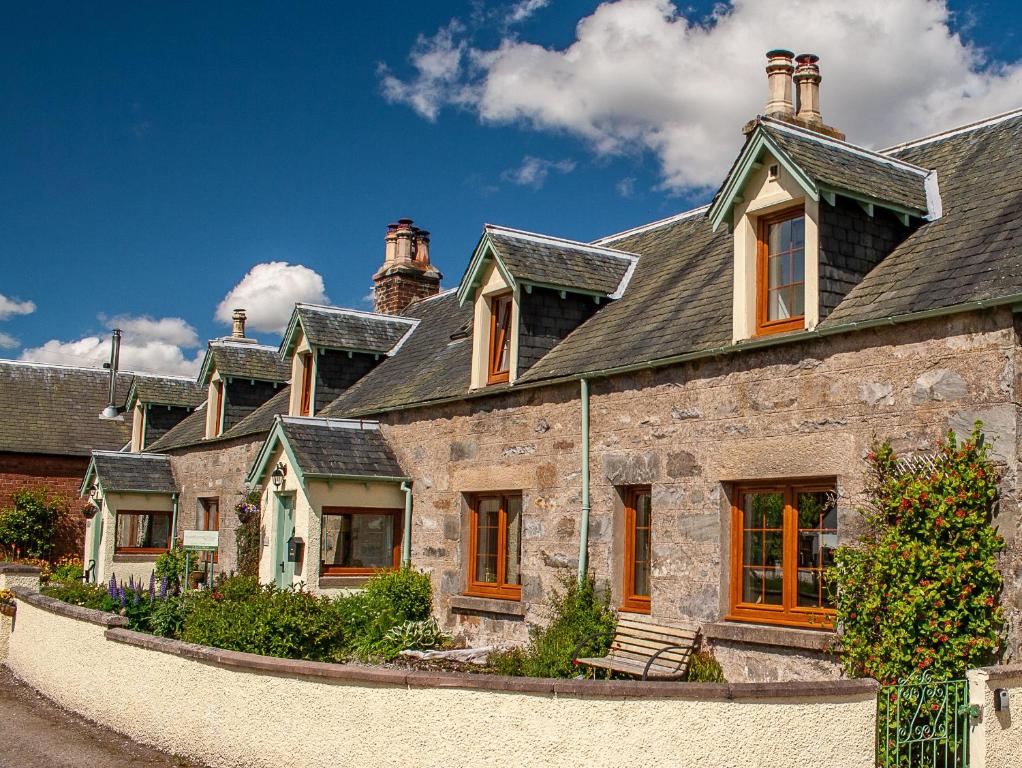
[382, 0, 1022, 191]
[19, 315, 205, 377]
[215, 261, 329, 334]
[502, 155, 576, 189]
[616, 177, 637, 198]
[506, 0, 550, 25]
[0, 332, 18, 349]
[0, 294, 35, 320]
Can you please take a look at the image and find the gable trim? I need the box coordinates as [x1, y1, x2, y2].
[457, 236, 517, 306]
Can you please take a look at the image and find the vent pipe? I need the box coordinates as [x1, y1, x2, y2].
[99, 329, 124, 420]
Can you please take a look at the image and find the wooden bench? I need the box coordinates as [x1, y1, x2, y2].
[574, 613, 700, 680]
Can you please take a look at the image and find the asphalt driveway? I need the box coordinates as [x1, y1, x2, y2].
[0, 666, 207, 768]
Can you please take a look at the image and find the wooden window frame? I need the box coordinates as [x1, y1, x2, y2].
[755, 207, 806, 336]
[299, 353, 314, 416]
[621, 486, 652, 614]
[198, 497, 220, 565]
[213, 380, 225, 436]
[466, 492, 522, 601]
[319, 507, 402, 576]
[486, 293, 513, 385]
[727, 480, 836, 630]
[114, 510, 173, 555]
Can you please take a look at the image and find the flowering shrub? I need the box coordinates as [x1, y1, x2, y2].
[833, 424, 1004, 684]
[0, 589, 14, 606]
[0, 490, 62, 560]
[235, 497, 261, 577]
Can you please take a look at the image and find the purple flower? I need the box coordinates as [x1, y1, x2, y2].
[108, 574, 117, 598]
[118, 587, 126, 608]
[159, 576, 168, 600]
[148, 573, 156, 602]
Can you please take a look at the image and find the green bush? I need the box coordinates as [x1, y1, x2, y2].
[362, 567, 432, 622]
[686, 651, 725, 683]
[49, 556, 84, 584]
[150, 593, 198, 638]
[487, 646, 527, 676]
[833, 424, 1004, 684]
[333, 568, 435, 660]
[0, 490, 62, 560]
[154, 547, 189, 592]
[41, 580, 112, 611]
[517, 572, 616, 678]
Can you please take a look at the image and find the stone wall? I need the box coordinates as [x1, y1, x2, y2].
[374, 308, 1019, 680]
[167, 435, 265, 575]
[969, 664, 1022, 768]
[5, 589, 881, 768]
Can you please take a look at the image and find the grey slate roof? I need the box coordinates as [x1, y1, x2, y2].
[761, 120, 930, 212]
[279, 417, 406, 479]
[0, 362, 133, 456]
[316, 110, 1022, 414]
[482, 226, 636, 296]
[289, 305, 415, 355]
[127, 375, 205, 410]
[90, 451, 177, 494]
[201, 341, 291, 385]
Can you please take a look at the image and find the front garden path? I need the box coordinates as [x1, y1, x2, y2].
[0, 667, 207, 768]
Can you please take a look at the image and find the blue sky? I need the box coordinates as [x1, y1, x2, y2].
[1, 1, 1019, 374]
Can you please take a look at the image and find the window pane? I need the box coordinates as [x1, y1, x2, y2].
[321, 513, 394, 570]
[768, 288, 789, 320]
[768, 254, 789, 288]
[790, 216, 805, 247]
[763, 566, 784, 604]
[743, 567, 784, 605]
[797, 569, 822, 607]
[475, 498, 500, 583]
[505, 495, 522, 586]
[791, 285, 804, 317]
[746, 492, 784, 529]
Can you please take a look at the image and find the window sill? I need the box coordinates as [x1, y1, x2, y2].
[703, 621, 838, 652]
[112, 553, 163, 562]
[450, 594, 526, 618]
[318, 576, 371, 589]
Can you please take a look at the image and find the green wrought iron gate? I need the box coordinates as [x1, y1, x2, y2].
[877, 673, 976, 767]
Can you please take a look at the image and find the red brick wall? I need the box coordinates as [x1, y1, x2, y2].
[0, 452, 88, 511]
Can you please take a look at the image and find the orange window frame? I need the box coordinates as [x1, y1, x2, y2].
[199, 497, 219, 564]
[727, 481, 836, 630]
[213, 380, 224, 435]
[466, 493, 522, 601]
[299, 353, 314, 416]
[114, 510, 173, 555]
[756, 208, 806, 336]
[487, 293, 513, 385]
[319, 507, 402, 576]
[621, 486, 652, 614]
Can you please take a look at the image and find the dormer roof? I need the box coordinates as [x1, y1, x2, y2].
[197, 340, 291, 386]
[81, 450, 177, 496]
[278, 303, 419, 358]
[125, 374, 206, 411]
[708, 117, 938, 231]
[456, 225, 638, 304]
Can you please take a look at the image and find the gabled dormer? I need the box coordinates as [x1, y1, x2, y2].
[126, 375, 205, 451]
[279, 304, 419, 417]
[197, 312, 291, 439]
[457, 225, 638, 388]
[708, 51, 939, 342]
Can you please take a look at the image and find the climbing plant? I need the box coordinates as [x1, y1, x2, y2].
[833, 423, 1004, 684]
[235, 491, 262, 578]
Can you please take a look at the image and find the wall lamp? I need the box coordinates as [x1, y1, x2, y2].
[271, 462, 287, 490]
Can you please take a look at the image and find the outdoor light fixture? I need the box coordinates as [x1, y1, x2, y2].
[271, 462, 287, 490]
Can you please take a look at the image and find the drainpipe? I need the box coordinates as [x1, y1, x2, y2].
[577, 377, 591, 582]
[400, 481, 413, 567]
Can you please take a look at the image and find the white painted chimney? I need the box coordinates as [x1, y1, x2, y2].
[764, 49, 795, 117]
[794, 53, 822, 125]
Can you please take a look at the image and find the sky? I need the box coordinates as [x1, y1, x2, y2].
[1, 0, 1020, 376]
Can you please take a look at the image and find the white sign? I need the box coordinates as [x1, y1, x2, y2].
[183, 529, 219, 551]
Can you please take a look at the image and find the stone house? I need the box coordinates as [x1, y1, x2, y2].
[90, 52, 1022, 682]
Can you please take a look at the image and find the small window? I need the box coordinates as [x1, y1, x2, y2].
[467, 493, 522, 600]
[622, 486, 652, 614]
[767, 163, 779, 181]
[320, 507, 401, 575]
[487, 294, 513, 385]
[114, 511, 173, 554]
[756, 209, 805, 335]
[299, 353, 314, 416]
[199, 497, 219, 565]
[213, 380, 225, 436]
[728, 481, 836, 628]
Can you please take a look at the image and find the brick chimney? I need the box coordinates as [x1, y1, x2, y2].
[748, 51, 844, 140]
[372, 218, 442, 315]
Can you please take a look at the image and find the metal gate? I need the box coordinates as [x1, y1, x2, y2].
[877, 673, 975, 767]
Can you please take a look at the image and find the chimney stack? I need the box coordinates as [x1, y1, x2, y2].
[232, 308, 247, 338]
[794, 54, 822, 125]
[764, 49, 795, 118]
[372, 218, 442, 315]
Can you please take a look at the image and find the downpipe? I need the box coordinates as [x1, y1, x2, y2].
[576, 378, 591, 582]
[400, 481, 413, 567]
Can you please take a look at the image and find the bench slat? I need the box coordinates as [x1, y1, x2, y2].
[612, 635, 696, 656]
[576, 655, 686, 678]
[608, 648, 689, 669]
[616, 621, 699, 642]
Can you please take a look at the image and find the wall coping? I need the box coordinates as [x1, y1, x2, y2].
[11, 586, 129, 628]
[703, 621, 839, 652]
[105, 626, 878, 700]
[974, 663, 1022, 682]
[0, 563, 42, 575]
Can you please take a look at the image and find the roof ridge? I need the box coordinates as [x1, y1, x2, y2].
[0, 359, 138, 376]
[297, 302, 418, 324]
[209, 339, 279, 352]
[280, 415, 380, 430]
[130, 372, 198, 382]
[592, 205, 710, 245]
[484, 224, 638, 261]
[761, 117, 930, 175]
[881, 106, 1022, 153]
[92, 449, 170, 459]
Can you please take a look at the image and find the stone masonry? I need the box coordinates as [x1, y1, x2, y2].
[373, 308, 1020, 682]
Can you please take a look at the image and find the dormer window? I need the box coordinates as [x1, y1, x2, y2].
[212, 380, 224, 436]
[757, 209, 805, 335]
[488, 293, 513, 385]
[299, 353, 314, 416]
